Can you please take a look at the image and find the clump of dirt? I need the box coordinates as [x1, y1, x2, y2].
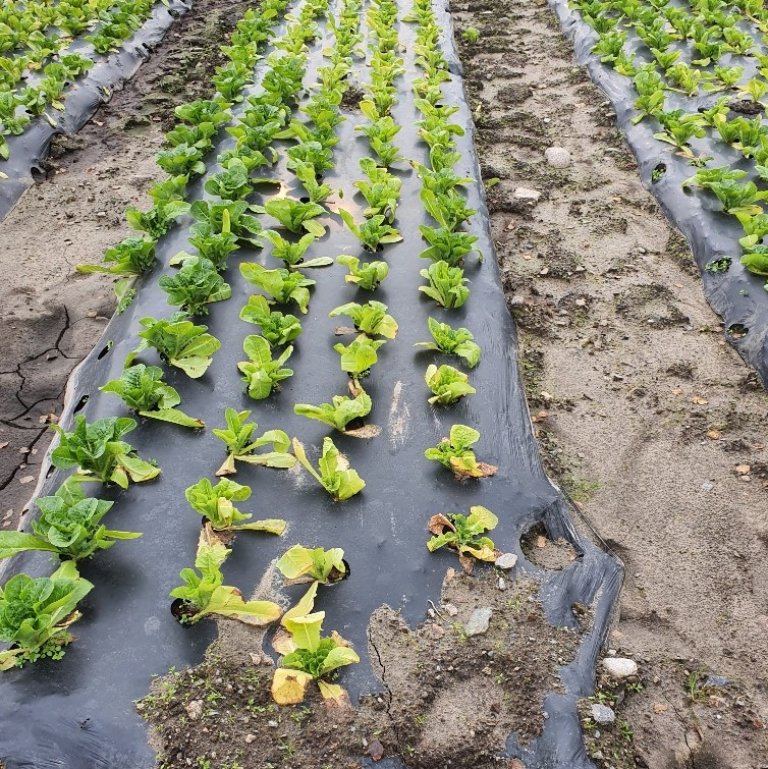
[0, 0, 249, 528]
[140, 570, 580, 768]
[520, 522, 579, 570]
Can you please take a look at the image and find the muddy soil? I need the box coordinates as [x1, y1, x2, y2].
[140, 569, 578, 769]
[0, 0, 250, 529]
[452, 0, 768, 766]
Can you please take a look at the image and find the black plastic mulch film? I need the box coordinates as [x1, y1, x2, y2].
[0, 0, 192, 222]
[550, 0, 768, 384]
[0, 1, 622, 767]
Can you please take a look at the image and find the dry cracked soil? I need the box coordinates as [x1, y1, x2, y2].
[1, 0, 767, 767]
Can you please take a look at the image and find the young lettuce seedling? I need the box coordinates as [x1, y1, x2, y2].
[425, 424, 497, 479]
[294, 382, 374, 434]
[292, 437, 366, 501]
[265, 197, 327, 237]
[76, 237, 156, 277]
[126, 200, 190, 239]
[159, 257, 232, 316]
[329, 301, 398, 338]
[213, 407, 295, 476]
[238, 336, 294, 400]
[240, 263, 315, 314]
[426, 506, 500, 573]
[100, 364, 204, 428]
[271, 582, 359, 704]
[425, 364, 476, 405]
[276, 544, 347, 585]
[421, 189, 477, 232]
[261, 230, 333, 268]
[171, 527, 283, 626]
[0, 561, 93, 671]
[419, 260, 470, 309]
[0, 481, 140, 562]
[416, 317, 481, 368]
[239, 295, 302, 346]
[51, 416, 160, 488]
[339, 209, 402, 251]
[190, 200, 263, 249]
[336, 255, 389, 290]
[334, 334, 386, 379]
[131, 315, 221, 379]
[204, 158, 254, 201]
[185, 478, 287, 534]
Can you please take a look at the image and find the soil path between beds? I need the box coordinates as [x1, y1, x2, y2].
[451, 0, 768, 765]
[0, 0, 252, 528]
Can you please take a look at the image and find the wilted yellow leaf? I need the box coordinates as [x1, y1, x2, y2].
[271, 668, 312, 705]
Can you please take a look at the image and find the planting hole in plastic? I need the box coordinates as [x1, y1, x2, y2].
[728, 323, 749, 340]
[520, 521, 579, 571]
[73, 394, 90, 413]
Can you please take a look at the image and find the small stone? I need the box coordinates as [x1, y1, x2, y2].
[244, 733, 256, 744]
[704, 675, 731, 688]
[513, 187, 541, 201]
[544, 146, 571, 168]
[495, 552, 518, 570]
[590, 703, 616, 724]
[464, 607, 493, 637]
[603, 657, 638, 680]
[497, 577, 507, 591]
[701, 481, 714, 491]
[443, 602, 459, 616]
[367, 739, 385, 761]
[18, 475, 35, 485]
[267, 719, 278, 728]
[184, 700, 203, 720]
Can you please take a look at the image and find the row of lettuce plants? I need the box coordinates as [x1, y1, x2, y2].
[572, 0, 768, 287]
[0, 0, 169, 163]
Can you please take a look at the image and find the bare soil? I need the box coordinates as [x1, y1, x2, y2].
[452, 0, 768, 765]
[0, 0, 250, 528]
[140, 569, 579, 768]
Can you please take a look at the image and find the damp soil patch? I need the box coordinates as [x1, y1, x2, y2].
[140, 570, 581, 769]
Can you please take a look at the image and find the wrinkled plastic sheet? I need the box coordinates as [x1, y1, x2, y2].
[0, 0, 192, 223]
[548, 0, 768, 385]
[0, 1, 622, 767]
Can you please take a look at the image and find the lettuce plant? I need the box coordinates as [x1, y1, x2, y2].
[340, 209, 402, 251]
[419, 261, 470, 309]
[205, 158, 253, 200]
[294, 383, 373, 432]
[156, 144, 206, 177]
[175, 99, 231, 127]
[425, 364, 476, 405]
[171, 528, 282, 626]
[329, 301, 398, 338]
[239, 295, 302, 346]
[354, 158, 401, 221]
[334, 334, 386, 378]
[133, 315, 221, 379]
[126, 200, 190, 239]
[0, 561, 93, 671]
[276, 544, 347, 584]
[238, 336, 294, 400]
[421, 189, 476, 231]
[51, 416, 159, 488]
[416, 317, 481, 367]
[76, 237, 156, 277]
[213, 408, 295, 475]
[293, 437, 365, 501]
[293, 161, 334, 204]
[271, 583, 359, 704]
[159, 257, 232, 316]
[425, 424, 497, 479]
[337, 255, 389, 290]
[0, 482, 139, 562]
[190, 200, 263, 248]
[261, 230, 332, 268]
[100, 364, 204, 428]
[426, 506, 499, 572]
[265, 198, 326, 237]
[240, 263, 315, 313]
[185, 478, 286, 534]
